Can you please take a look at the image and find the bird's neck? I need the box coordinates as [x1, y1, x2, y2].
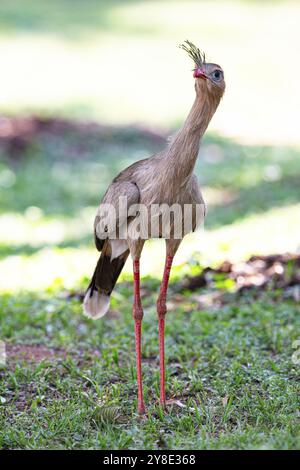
[161, 91, 220, 186]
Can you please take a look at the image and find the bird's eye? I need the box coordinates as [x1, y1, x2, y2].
[212, 70, 222, 81]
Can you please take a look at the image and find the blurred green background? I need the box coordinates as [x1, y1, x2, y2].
[0, 0, 299, 291]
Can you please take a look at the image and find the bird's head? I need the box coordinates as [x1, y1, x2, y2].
[180, 40, 225, 99]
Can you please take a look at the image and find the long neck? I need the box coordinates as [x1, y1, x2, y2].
[160, 90, 220, 187]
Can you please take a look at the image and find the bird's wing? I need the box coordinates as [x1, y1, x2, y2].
[93, 181, 140, 251]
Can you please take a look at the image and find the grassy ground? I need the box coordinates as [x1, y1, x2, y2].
[1, 285, 300, 449]
[0, 122, 300, 449]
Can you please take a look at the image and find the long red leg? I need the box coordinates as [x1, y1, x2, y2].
[133, 259, 145, 414]
[157, 254, 173, 407]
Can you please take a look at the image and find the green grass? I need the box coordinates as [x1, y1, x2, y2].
[1, 284, 300, 450]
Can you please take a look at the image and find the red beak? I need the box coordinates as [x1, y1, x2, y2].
[193, 68, 207, 79]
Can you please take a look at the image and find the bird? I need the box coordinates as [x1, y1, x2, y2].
[83, 41, 225, 414]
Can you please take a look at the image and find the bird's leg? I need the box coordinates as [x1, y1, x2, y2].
[157, 254, 174, 407]
[133, 258, 145, 414]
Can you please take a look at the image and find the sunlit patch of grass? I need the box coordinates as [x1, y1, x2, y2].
[188, 203, 300, 266]
[0, 209, 93, 247]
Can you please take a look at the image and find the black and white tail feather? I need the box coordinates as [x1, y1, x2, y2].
[83, 240, 129, 319]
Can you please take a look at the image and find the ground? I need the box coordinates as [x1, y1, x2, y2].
[1, 283, 300, 449]
[0, 120, 299, 449]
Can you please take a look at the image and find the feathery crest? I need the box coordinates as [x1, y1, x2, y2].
[179, 40, 206, 69]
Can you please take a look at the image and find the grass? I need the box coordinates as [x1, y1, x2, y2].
[1, 284, 300, 449]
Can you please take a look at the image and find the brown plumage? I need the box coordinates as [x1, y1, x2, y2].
[83, 41, 225, 413]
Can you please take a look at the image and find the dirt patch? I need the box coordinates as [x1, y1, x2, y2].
[6, 344, 66, 363]
[181, 253, 300, 299]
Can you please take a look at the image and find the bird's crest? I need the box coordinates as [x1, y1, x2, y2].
[179, 40, 206, 69]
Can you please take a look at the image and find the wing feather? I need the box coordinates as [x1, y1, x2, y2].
[93, 181, 140, 251]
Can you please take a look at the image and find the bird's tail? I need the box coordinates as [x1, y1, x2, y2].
[83, 241, 129, 320]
